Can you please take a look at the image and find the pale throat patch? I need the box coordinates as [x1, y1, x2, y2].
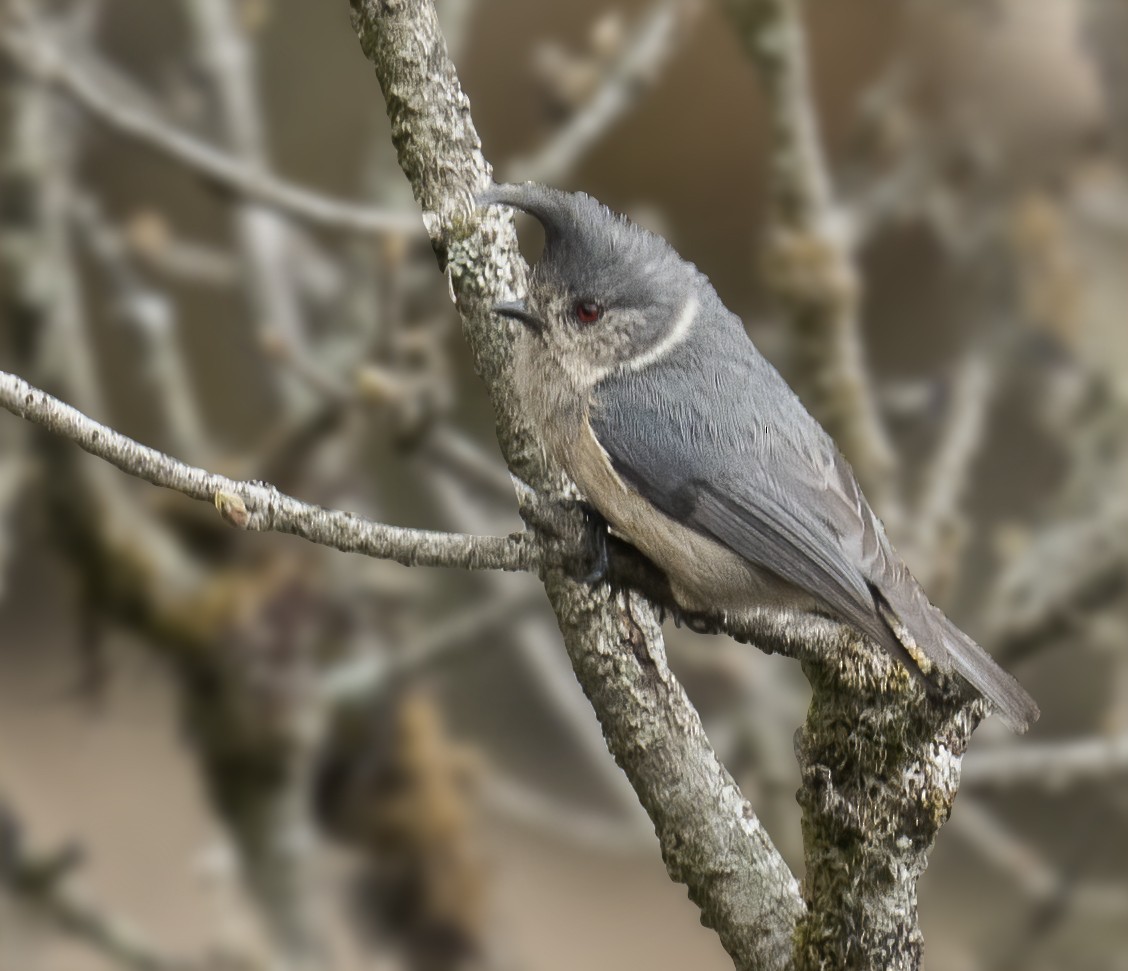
[623, 295, 699, 373]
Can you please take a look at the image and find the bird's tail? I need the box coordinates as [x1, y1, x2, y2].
[875, 585, 1039, 733]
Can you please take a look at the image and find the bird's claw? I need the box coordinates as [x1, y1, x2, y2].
[526, 497, 610, 584]
[575, 502, 609, 584]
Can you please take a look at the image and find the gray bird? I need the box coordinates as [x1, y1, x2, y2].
[479, 182, 1039, 733]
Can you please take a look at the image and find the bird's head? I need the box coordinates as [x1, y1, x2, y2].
[479, 182, 702, 380]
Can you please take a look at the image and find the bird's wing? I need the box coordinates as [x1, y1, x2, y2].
[589, 314, 1038, 731]
[588, 317, 897, 656]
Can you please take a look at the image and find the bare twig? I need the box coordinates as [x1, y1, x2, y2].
[71, 194, 214, 463]
[418, 458, 646, 819]
[184, 0, 314, 421]
[0, 371, 540, 573]
[724, 0, 898, 512]
[0, 427, 30, 601]
[123, 212, 240, 287]
[963, 734, 1128, 790]
[910, 350, 996, 593]
[1084, 0, 1128, 164]
[481, 772, 656, 855]
[948, 796, 1128, 920]
[0, 17, 419, 237]
[420, 426, 517, 504]
[991, 497, 1128, 663]
[0, 805, 212, 971]
[505, 0, 696, 185]
[320, 580, 545, 706]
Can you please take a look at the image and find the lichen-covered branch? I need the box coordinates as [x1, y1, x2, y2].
[0, 371, 539, 574]
[652, 598, 987, 968]
[795, 646, 977, 971]
[346, 2, 804, 967]
[654, 585, 984, 970]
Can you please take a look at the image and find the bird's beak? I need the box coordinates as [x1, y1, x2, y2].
[492, 299, 543, 333]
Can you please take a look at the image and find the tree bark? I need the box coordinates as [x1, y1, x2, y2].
[346, 2, 805, 968]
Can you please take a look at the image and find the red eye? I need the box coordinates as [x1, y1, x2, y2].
[574, 301, 603, 324]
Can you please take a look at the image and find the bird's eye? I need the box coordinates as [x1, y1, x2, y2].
[573, 301, 603, 325]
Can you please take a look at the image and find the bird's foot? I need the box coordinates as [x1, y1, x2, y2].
[670, 607, 721, 635]
[573, 501, 609, 584]
[524, 497, 610, 584]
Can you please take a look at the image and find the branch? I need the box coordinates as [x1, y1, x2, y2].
[0, 805, 212, 971]
[658, 599, 985, 971]
[0, 14, 419, 237]
[1084, 0, 1128, 165]
[346, 2, 804, 968]
[504, 0, 695, 185]
[724, 0, 898, 512]
[481, 770, 656, 856]
[991, 497, 1128, 664]
[320, 580, 545, 706]
[963, 734, 1128, 790]
[909, 350, 995, 594]
[0, 370, 539, 573]
[71, 193, 214, 464]
[946, 796, 1128, 920]
[182, 0, 316, 421]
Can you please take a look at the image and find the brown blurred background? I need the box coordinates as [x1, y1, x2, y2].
[2, 1, 1128, 969]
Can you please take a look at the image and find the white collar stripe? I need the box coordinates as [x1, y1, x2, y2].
[624, 295, 699, 374]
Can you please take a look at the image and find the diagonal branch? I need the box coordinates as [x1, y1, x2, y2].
[909, 349, 996, 594]
[724, 0, 898, 514]
[0, 803, 214, 971]
[346, 2, 804, 968]
[504, 0, 696, 185]
[0, 371, 539, 573]
[0, 16, 419, 237]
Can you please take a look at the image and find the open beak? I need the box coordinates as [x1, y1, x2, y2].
[492, 299, 543, 333]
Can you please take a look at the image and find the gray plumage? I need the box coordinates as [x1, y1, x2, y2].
[480, 182, 1038, 733]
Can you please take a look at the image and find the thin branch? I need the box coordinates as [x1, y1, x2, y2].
[183, 0, 315, 423]
[0, 428, 30, 602]
[991, 497, 1128, 664]
[419, 456, 647, 819]
[420, 426, 517, 504]
[71, 193, 214, 464]
[124, 214, 240, 287]
[481, 772, 656, 856]
[0, 17, 419, 237]
[172, 0, 328, 935]
[724, 0, 898, 513]
[909, 350, 995, 593]
[963, 734, 1128, 790]
[504, 0, 696, 185]
[320, 580, 545, 706]
[0, 806, 212, 971]
[947, 796, 1128, 920]
[1084, 0, 1128, 165]
[0, 370, 540, 573]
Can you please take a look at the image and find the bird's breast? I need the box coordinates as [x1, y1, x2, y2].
[567, 416, 805, 615]
[514, 335, 808, 615]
